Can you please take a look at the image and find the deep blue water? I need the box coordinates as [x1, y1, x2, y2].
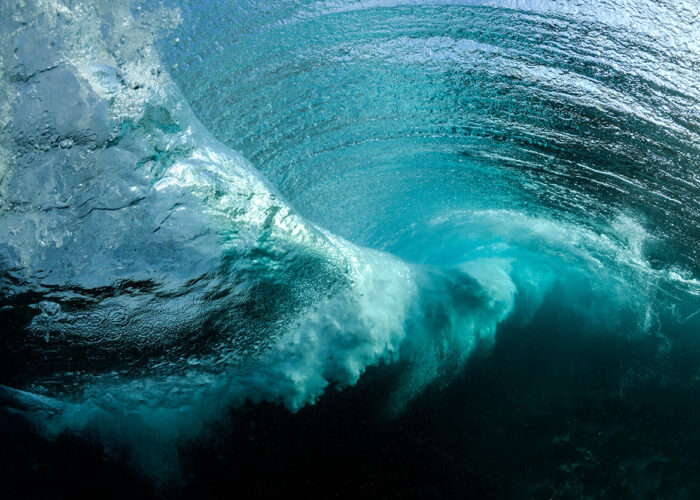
[1, 0, 699, 497]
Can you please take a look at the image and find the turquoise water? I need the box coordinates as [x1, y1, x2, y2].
[1, 0, 699, 497]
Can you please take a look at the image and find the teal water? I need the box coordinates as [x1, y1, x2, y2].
[1, 0, 699, 497]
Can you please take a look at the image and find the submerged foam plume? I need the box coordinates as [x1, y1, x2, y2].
[1, 0, 699, 485]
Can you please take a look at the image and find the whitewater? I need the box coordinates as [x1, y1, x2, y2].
[1, 0, 699, 497]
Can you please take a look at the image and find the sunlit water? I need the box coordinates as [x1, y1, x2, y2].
[1, 0, 699, 497]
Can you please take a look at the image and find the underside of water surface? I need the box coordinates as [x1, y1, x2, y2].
[1, 0, 699, 498]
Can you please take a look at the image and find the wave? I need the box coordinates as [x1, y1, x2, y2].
[1, 0, 698, 481]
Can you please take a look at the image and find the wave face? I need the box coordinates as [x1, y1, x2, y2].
[1, 0, 699, 496]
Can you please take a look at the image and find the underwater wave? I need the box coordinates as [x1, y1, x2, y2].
[1, 0, 699, 496]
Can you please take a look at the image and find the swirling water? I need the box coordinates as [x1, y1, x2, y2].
[0, 0, 699, 497]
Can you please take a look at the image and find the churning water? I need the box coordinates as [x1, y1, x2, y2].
[1, 0, 699, 497]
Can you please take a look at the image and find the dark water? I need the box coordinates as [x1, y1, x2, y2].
[1, 0, 699, 498]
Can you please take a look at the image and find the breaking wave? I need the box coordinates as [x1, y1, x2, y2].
[1, 0, 698, 489]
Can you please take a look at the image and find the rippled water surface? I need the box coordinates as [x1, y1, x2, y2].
[1, 0, 699, 498]
[168, 1, 699, 261]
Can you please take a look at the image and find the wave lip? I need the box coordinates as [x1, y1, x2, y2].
[0, 1, 345, 402]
